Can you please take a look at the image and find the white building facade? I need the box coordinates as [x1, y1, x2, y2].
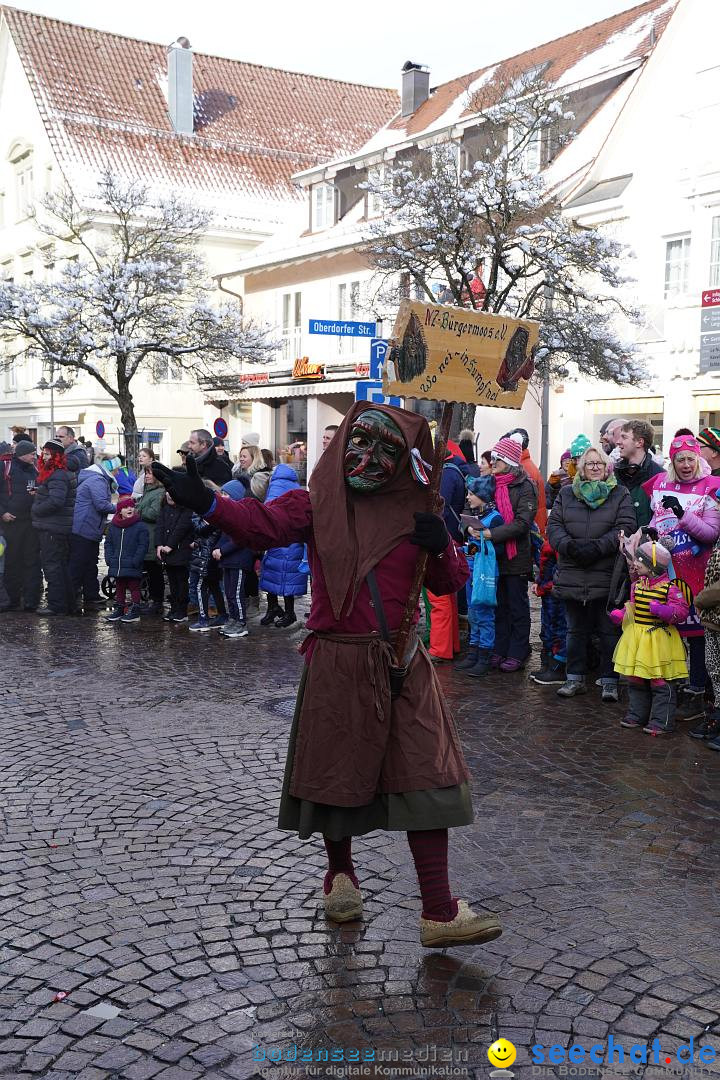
[219, 0, 720, 473]
[0, 9, 397, 460]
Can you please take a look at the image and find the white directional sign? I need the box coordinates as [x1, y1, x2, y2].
[699, 332, 720, 372]
[701, 308, 720, 333]
[699, 287, 720, 371]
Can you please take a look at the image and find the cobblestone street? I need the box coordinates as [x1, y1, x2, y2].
[2, 606, 720, 1080]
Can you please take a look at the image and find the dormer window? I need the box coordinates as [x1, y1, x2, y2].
[367, 164, 387, 219]
[311, 182, 335, 231]
[509, 124, 541, 176]
[8, 141, 34, 219]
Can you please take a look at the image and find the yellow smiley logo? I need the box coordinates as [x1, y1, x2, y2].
[487, 1039, 517, 1068]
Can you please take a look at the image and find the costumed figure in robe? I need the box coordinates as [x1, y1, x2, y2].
[153, 404, 501, 948]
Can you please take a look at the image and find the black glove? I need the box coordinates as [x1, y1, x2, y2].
[661, 495, 683, 519]
[565, 540, 581, 560]
[410, 512, 450, 555]
[574, 540, 601, 566]
[151, 456, 214, 516]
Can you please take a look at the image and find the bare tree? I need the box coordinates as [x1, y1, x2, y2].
[363, 69, 644, 422]
[0, 172, 278, 467]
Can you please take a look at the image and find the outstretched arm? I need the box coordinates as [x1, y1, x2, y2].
[209, 489, 313, 549]
[153, 456, 312, 549]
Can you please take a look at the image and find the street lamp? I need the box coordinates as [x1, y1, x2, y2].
[35, 366, 70, 432]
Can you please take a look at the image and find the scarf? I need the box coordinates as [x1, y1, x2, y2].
[493, 471, 517, 561]
[572, 471, 617, 509]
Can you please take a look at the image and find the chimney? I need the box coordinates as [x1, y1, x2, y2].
[168, 37, 193, 135]
[401, 61, 430, 117]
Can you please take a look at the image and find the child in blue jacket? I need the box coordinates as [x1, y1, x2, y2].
[457, 475, 504, 678]
[104, 495, 150, 623]
[212, 479, 254, 639]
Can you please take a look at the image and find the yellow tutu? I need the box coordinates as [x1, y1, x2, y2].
[613, 605, 688, 681]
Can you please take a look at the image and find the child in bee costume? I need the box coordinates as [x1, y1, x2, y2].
[610, 532, 689, 735]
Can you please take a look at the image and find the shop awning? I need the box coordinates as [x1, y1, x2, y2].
[694, 393, 720, 410]
[589, 396, 664, 414]
[233, 379, 360, 401]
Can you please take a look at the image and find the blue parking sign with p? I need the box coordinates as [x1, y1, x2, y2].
[370, 338, 389, 380]
[355, 379, 402, 407]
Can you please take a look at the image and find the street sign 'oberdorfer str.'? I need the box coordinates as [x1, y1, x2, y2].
[309, 319, 376, 337]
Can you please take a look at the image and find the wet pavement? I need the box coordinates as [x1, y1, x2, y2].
[1, 602, 720, 1080]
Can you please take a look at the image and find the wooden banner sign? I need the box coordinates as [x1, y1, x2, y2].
[382, 301, 539, 408]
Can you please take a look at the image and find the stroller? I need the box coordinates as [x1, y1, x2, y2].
[100, 568, 151, 604]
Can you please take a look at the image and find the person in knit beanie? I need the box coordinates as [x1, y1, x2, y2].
[103, 495, 149, 623]
[502, 426, 546, 535]
[0, 439, 41, 612]
[698, 428, 720, 477]
[475, 432, 537, 671]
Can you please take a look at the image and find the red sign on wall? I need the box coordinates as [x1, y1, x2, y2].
[701, 289, 720, 307]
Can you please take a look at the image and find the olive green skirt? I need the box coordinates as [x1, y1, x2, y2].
[277, 666, 474, 841]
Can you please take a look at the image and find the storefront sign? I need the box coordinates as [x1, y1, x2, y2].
[354, 362, 370, 377]
[383, 301, 539, 408]
[309, 319, 376, 337]
[238, 372, 270, 386]
[292, 357, 325, 380]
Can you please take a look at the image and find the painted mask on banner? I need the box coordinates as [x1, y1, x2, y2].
[344, 409, 405, 492]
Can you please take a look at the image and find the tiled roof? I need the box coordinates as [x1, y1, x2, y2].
[1, 6, 399, 226]
[357, 0, 678, 157]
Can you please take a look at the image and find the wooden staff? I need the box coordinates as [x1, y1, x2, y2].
[393, 400, 455, 667]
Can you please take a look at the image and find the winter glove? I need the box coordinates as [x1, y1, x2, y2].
[661, 495, 684, 519]
[574, 540, 601, 566]
[410, 512, 450, 555]
[152, 456, 214, 516]
[608, 607, 625, 626]
[565, 540, 581, 560]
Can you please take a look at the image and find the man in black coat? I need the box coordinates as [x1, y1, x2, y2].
[0, 441, 42, 611]
[187, 429, 232, 485]
[55, 425, 90, 473]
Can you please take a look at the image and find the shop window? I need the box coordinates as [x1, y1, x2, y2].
[664, 235, 691, 299]
[282, 290, 302, 362]
[710, 217, 720, 289]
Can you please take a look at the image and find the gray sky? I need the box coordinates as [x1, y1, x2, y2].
[19, 0, 642, 86]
